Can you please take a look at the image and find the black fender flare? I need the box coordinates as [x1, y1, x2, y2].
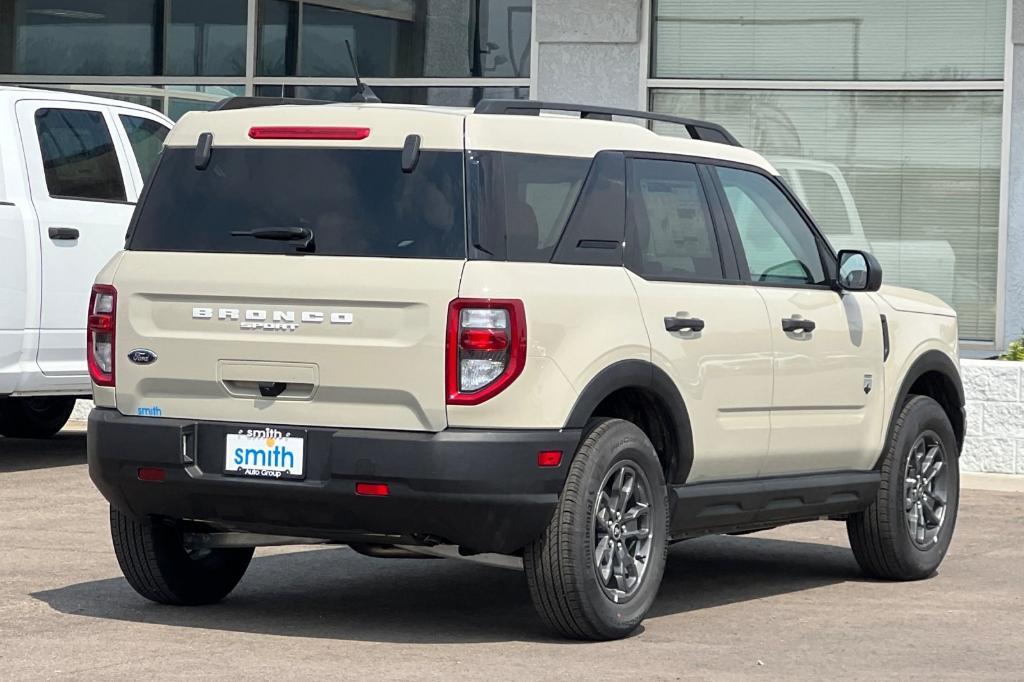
[877, 349, 965, 468]
[564, 359, 695, 483]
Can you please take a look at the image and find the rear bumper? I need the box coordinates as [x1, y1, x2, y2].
[88, 408, 580, 554]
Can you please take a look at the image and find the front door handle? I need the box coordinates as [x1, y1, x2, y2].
[664, 316, 705, 333]
[48, 226, 80, 240]
[782, 317, 816, 333]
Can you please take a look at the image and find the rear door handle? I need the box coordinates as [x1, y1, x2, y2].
[48, 226, 79, 240]
[781, 317, 816, 333]
[664, 316, 705, 333]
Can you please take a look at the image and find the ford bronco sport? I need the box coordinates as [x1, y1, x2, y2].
[87, 98, 964, 641]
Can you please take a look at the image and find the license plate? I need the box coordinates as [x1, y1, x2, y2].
[224, 428, 305, 480]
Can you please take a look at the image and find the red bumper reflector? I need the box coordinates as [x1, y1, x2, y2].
[355, 482, 390, 497]
[137, 467, 166, 482]
[537, 451, 562, 467]
[248, 126, 370, 140]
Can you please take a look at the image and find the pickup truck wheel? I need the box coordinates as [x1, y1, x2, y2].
[524, 418, 669, 640]
[847, 395, 960, 580]
[110, 507, 253, 605]
[0, 396, 76, 438]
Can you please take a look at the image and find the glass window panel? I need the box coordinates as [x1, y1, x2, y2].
[628, 159, 723, 280]
[165, 0, 247, 76]
[651, 0, 1006, 80]
[714, 166, 824, 285]
[256, 84, 528, 106]
[651, 89, 1002, 341]
[1, 0, 159, 75]
[256, 0, 532, 77]
[119, 114, 169, 182]
[34, 108, 126, 201]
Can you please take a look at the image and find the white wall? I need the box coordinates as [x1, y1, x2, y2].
[962, 359, 1024, 474]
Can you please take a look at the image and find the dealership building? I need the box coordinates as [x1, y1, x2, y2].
[1, 0, 1021, 354]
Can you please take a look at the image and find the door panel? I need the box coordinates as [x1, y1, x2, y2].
[756, 288, 885, 474]
[625, 157, 773, 482]
[631, 275, 774, 481]
[17, 101, 136, 376]
[710, 163, 886, 474]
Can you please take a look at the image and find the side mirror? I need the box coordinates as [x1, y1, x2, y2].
[836, 249, 882, 292]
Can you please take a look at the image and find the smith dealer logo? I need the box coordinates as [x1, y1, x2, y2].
[192, 307, 353, 332]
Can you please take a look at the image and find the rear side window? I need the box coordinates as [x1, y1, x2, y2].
[34, 108, 126, 202]
[627, 158, 723, 280]
[129, 147, 466, 259]
[119, 115, 169, 183]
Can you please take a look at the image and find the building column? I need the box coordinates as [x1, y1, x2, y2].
[533, 0, 644, 110]
[1005, 1, 1024, 348]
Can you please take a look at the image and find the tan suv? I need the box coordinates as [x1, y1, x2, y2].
[87, 98, 964, 641]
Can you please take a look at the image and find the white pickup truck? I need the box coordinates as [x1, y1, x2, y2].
[0, 87, 171, 437]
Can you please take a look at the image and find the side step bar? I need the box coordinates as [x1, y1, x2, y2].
[671, 471, 880, 538]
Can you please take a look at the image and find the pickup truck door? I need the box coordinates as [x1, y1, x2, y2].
[708, 163, 886, 476]
[110, 107, 172, 191]
[16, 100, 137, 378]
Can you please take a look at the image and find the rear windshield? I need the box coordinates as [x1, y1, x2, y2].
[129, 147, 466, 259]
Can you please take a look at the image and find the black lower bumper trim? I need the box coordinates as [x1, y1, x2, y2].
[88, 409, 581, 554]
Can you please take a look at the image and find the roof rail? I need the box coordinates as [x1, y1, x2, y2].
[212, 96, 331, 112]
[473, 99, 742, 147]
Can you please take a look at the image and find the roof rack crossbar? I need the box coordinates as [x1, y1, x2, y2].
[472, 99, 742, 147]
[212, 96, 332, 111]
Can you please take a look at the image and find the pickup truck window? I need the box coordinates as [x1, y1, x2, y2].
[119, 115, 170, 182]
[34, 108, 127, 202]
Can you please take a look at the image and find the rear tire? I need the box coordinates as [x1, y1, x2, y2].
[110, 507, 253, 605]
[847, 395, 960, 580]
[524, 418, 669, 640]
[0, 396, 76, 438]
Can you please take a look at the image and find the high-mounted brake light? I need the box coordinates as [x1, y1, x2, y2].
[248, 126, 370, 140]
[446, 299, 526, 406]
[87, 284, 116, 387]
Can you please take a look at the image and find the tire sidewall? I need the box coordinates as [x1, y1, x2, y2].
[571, 420, 669, 638]
[885, 396, 961, 578]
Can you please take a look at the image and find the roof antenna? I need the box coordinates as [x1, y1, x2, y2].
[346, 40, 381, 104]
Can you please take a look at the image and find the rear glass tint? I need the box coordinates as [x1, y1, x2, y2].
[129, 147, 466, 259]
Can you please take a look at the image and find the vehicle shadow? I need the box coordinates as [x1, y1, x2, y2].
[31, 534, 862, 644]
[0, 430, 87, 473]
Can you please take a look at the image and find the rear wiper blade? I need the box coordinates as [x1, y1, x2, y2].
[231, 226, 315, 252]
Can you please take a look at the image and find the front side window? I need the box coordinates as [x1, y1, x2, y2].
[34, 108, 126, 202]
[715, 166, 824, 285]
[628, 158, 723, 280]
[119, 114, 169, 182]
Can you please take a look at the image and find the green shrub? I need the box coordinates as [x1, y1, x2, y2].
[1002, 334, 1024, 361]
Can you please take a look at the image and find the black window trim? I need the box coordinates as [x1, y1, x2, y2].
[701, 157, 839, 293]
[622, 151, 736, 285]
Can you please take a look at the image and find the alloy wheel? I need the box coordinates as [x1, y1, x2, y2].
[592, 461, 654, 603]
[903, 430, 949, 549]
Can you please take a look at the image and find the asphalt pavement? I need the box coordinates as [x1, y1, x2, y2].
[1, 429, 1022, 679]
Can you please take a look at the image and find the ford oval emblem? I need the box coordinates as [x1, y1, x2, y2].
[127, 348, 157, 365]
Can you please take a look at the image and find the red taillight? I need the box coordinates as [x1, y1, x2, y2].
[87, 284, 116, 387]
[446, 298, 526, 406]
[248, 126, 370, 140]
[355, 482, 390, 497]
